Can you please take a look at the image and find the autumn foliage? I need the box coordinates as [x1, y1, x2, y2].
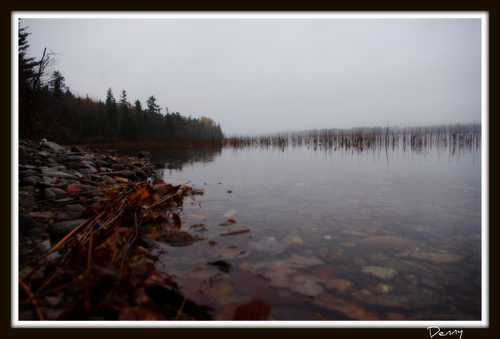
[18, 178, 213, 320]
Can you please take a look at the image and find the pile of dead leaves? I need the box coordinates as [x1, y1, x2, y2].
[18, 178, 212, 321]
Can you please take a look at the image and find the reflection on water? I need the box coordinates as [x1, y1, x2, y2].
[98, 139, 482, 321]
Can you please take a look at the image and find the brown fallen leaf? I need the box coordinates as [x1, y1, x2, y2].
[218, 219, 236, 226]
[234, 299, 271, 320]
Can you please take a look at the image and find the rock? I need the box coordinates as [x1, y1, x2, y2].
[374, 283, 394, 294]
[44, 187, 68, 199]
[111, 163, 125, 170]
[50, 219, 88, 238]
[365, 294, 410, 309]
[101, 175, 115, 184]
[220, 225, 250, 236]
[361, 266, 398, 280]
[19, 213, 40, 236]
[55, 204, 85, 220]
[137, 151, 152, 159]
[358, 235, 417, 252]
[325, 278, 353, 293]
[94, 160, 112, 168]
[288, 253, 324, 267]
[409, 252, 464, 263]
[156, 230, 204, 246]
[19, 191, 35, 206]
[20, 176, 41, 187]
[155, 162, 166, 169]
[19, 146, 28, 160]
[40, 141, 65, 152]
[283, 234, 304, 244]
[289, 275, 324, 297]
[313, 293, 380, 320]
[71, 145, 84, 152]
[39, 167, 79, 180]
[135, 170, 148, 181]
[248, 237, 287, 254]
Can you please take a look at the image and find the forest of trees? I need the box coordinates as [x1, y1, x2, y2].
[18, 22, 224, 144]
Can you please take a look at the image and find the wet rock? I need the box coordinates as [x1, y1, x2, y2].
[44, 187, 68, 199]
[156, 230, 204, 247]
[220, 225, 250, 236]
[135, 170, 148, 181]
[111, 163, 125, 170]
[55, 204, 85, 221]
[40, 141, 66, 152]
[19, 146, 28, 160]
[39, 167, 79, 180]
[101, 175, 115, 185]
[19, 191, 36, 206]
[19, 213, 41, 237]
[352, 257, 367, 268]
[20, 176, 42, 187]
[283, 234, 303, 244]
[313, 293, 380, 320]
[288, 253, 324, 267]
[289, 275, 324, 297]
[361, 266, 398, 280]
[137, 151, 152, 159]
[248, 237, 287, 254]
[325, 278, 353, 293]
[409, 251, 464, 263]
[94, 160, 112, 168]
[49, 218, 88, 238]
[374, 283, 394, 294]
[71, 145, 84, 152]
[365, 294, 410, 309]
[358, 235, 417, 252]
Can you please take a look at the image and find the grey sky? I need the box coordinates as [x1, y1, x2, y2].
[15, 13, 485, 136]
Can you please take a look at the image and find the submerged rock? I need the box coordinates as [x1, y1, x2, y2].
[358, 235, 417, 252]
[408, 251, 464, 263]
[248, 237, 287, 254]
[156, 230, 204, 247]
[220, 225, 250, 236]
[361, 265, 398, 280]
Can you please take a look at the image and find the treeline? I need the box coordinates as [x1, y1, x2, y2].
[18, 23, 224, 144]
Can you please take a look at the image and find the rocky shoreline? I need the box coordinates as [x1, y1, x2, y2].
[17, 139, 211, 320]
[18, 140, 158, 238]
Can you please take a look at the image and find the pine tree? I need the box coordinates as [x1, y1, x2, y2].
[105, 88, 119, 138]
[119, 90, 131, 139]
[18, 22, 39, 92]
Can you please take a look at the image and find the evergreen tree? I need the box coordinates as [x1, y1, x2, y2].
[105, 88, 119, 138]
[146, 95, 160, 114]
[18, 22, 39, 91]
[48, 71, 65, 96]
[119, 90, 131, 139]
[134, 99, 144, 140]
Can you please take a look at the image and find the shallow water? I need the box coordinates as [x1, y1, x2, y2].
[101, 141, 483, 321]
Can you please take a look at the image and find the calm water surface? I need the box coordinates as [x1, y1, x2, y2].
[104, 142, 483, 321]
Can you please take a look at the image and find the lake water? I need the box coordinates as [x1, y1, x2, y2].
[100, 140, 483, 322]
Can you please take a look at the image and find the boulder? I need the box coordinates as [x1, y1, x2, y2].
[19, 146, 28, 160]
[137, 151, 152, 159]
[71, 145, 84, 152]
[40, 141, 65, 152]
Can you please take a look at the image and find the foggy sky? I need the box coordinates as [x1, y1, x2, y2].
[15, 13, 485, 136]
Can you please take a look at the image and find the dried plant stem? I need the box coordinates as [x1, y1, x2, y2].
[19, 278, 44, 320]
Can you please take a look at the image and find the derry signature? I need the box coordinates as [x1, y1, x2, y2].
[427, 326, 463, 339]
